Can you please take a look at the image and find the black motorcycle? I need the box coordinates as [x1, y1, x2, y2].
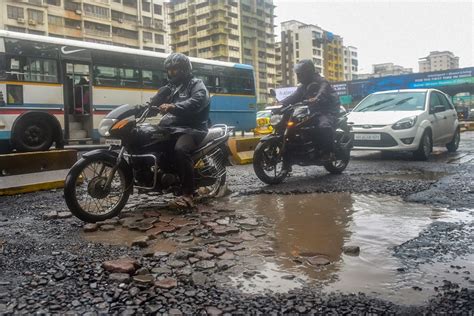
[64, 88, 229, 223]
[253, 89, 352, 185]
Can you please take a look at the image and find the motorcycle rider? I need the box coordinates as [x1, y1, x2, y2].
[150, 53, 210, 208]
[280, 59, 340, 161]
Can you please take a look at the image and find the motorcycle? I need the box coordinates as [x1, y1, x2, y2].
[253, 86, 353, 185]
[64, 87, 229, 223]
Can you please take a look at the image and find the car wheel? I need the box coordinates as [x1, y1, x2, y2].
[413, 130, 432, 161]
[446, 128, 460, 152]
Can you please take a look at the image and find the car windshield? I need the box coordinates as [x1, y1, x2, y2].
[353, 92, 426, 112]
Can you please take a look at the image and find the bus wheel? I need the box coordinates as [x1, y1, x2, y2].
[12, 113, 54, 152]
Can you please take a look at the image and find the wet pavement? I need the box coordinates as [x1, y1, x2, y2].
[0, 131, 473, 314]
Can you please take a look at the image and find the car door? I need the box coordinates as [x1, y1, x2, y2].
[428, 92, 445, 144]
[437, 92, 458, 142]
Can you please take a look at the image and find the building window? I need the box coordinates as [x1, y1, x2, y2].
[295, 34, 298, 40]
[143, 31, 152, 41]
[6, 26, 26, 33]
[154, 34, 164, 44]
[48, 15, 63, 26]
[142, 0, 150, 12]
[28, 9, 44, 24]
[113, 27, 138, 39]
[123, 0, 137, 8]
[143, 16, 152, 27]
[46, 0, 61, 6]
[154, 4, 162, 15]
[7, 6, 24, 19]
[64, 0, 81, 11]
[84, 4, 110, 19]
[65, 18, 81, 29]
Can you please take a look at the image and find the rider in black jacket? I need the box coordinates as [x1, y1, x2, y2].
[150, 53, 210, 208]
[280, 59, 340, 160]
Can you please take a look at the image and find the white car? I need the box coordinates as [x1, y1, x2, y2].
[347, 89, 460, 160]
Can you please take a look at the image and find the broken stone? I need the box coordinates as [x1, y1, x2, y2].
[216, 260, 235, 270]
[195, 260, 215, 270]
[158, 215, 174, 223]
[131, 236, 149, 248]
[189, 257, 200, 264]
[153, 251, 169, 258]
[191, 272, 208, 286]
[133, 274, 154, 285]
[170, 218, 197, 228]
[147, 223, 176, 236]
[57, 211, 72, 219]
[109, 273, 130, 283]
[251, 231, 266, 238]
[239, 232, 256, 241]
[167, 260, 186, 269]
[137, 222, 155, 232]
[237, 219, 259, 226]
[208, 247, 225, 256]
[174, 250, 194, 260]
[43, 211, 58, 220]
[154, 277, 177, 289]
[97, 218, 119, 226]
[151, 267, 172, 275]
[175, 236, 194, 243]
[83, 223, 99, 232]
[228, 245, 245, 252]
[342, 245, 360, 256]
[143, 211, 161, 218]
[103, 258, 139, 274]
[195, 251, 214, 260]
[218, 252, 235, 260]
[205, 307, 223, 316]
[307, 256, 330, 266]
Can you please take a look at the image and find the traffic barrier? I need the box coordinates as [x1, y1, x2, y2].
[227, 136, 262, 165]
[0, 150, 77, 196]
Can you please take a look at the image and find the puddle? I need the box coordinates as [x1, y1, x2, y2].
[365, 170, 448, 181]
[82, 227, 144, 247]
[217, 193, 473, 304]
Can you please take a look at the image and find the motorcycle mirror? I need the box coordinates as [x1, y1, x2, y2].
[269, 89, 276, 97]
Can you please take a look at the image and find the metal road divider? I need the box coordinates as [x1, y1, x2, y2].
[0, 150, 77, 196]
[227, 135, 262, 165]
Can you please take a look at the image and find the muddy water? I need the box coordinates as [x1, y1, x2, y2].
[220, 193, 473, 304]
[365, 171, 448, 181]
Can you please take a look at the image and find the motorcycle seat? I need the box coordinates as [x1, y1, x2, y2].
[197, 127, 225, 148]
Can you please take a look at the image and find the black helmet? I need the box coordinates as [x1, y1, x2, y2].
[294, 59, 315, 85]
[164, 53, 192, 85]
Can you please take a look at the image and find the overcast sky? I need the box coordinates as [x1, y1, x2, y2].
[273, 0, 473, 73]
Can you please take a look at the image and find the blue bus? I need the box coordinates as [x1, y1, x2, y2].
[0, 30, 257, 152]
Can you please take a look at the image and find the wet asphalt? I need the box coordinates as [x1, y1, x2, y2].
[0, 131, 473, 314]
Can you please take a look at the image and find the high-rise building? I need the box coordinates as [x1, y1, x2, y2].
[0, 0, 169, 52]
[279, 20, 356, 86]
[419, 51, 459, 73]
[343, 46, 358, 81]
[357, 62, 412, 79]
[168, 0, 276, 102]
[275, 41, 282, 86]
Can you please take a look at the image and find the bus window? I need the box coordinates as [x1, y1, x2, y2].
[142, 69, 167, 88]
[5, 56, 58, 83]
[7, 85, 23, 105]
[93, 65, 118, 86]
[118, 68, 140, 88]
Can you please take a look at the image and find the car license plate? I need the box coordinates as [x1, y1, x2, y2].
[354, 133, 381, 141]
[105, 138, 122, 146]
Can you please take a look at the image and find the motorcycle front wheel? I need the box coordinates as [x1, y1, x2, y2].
[253, 139, 288, 185]
[324, 150, 350, 174]
[64, 156, 132, 223]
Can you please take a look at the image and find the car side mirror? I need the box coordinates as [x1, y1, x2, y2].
[433, 105, 445, 113]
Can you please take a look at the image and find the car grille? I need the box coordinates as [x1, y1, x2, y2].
[352, 133, 398, 147]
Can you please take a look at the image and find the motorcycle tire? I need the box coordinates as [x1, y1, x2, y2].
[324, 151, 350, 174]
[64, 155, 133, 223]
[253, 140, 288, 185]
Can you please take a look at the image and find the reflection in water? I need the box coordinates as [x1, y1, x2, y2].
[365, 171, 448, 181]
[219, 193, 473, 304]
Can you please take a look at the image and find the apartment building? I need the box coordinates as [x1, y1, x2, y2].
[0, 0, 169, 52]
[358, 62, 412, 79]
[343, 45, 358, 81]
[168, 0, 277, 101]
[280, 20, 356, 85]
[419, 51, 460, 73]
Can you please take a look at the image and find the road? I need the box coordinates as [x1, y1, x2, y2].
[0, 132, 473, 314]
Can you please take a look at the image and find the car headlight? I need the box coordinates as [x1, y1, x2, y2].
[98, 118, 118, 136]
[270, 114, 283, 126]
[392, 116, 417, 130]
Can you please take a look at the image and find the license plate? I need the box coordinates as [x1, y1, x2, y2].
[105, 138, 122, 146]
[354, 133, 381, 141]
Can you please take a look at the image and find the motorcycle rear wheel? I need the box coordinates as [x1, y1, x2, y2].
[253, 140, 288, 185]
[64, 156, 132, 223]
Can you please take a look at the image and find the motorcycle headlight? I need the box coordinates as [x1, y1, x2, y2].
[392, 116, 417, 130]
[270, 114, 283, 126]
[98, 118, 118, 136]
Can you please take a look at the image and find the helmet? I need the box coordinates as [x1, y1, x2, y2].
[294, 59, 315, 85]
[164, 53, 192, 85]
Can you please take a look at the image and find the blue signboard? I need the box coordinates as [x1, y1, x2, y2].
[334, 67, 474, 102]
